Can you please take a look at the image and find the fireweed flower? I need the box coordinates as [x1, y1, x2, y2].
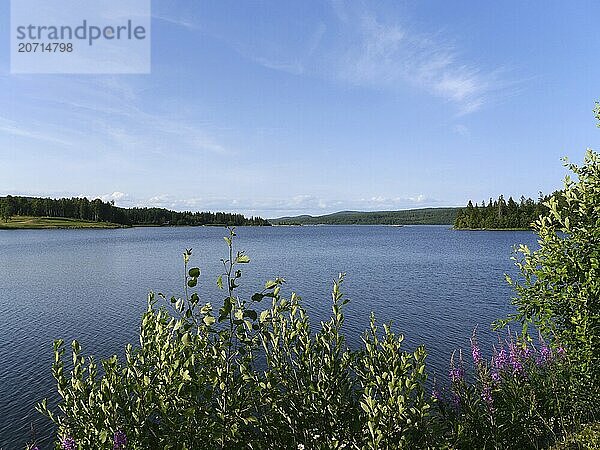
[449, 366, 465, 383]
[538, 344, 552, 365]
[509, 343, 524, 374]
[113, 430, 127, 449]
[471, 338, 482, 365]
[481, 385, 494, 411]
[493, 347, 508, 370]
[556, 345, 566, 357]
[61, 436, 76, 450]
[491, 371, 501, 383]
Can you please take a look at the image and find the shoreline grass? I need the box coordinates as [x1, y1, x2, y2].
[0, 216, 125, 230]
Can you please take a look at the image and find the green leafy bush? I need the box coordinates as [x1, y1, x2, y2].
[37, 228, 432, 449]
[35, 115, 599, 448]
[498, 148, 599, 364]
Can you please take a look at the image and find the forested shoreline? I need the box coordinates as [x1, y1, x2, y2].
[454, 194, 551, 229]
[0, 196, 270, 227]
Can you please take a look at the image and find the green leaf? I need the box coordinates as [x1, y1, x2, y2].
[187, 278, 197, 288]
[243, 310, 257, 321]
[236, 254, 250, 264]
[217, 275, 223, 289]
[203, 315, 215, 326]
[265, 280, 278, 289]
[188, 267, 200, 278]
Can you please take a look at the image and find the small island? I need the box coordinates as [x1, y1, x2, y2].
[453, 194, 552, 230]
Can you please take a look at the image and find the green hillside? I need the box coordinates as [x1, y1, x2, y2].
[272, 207, 460, 225]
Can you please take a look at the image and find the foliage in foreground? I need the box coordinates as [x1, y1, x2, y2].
[37, 229, 431, 449]
[35, 135, 600, 448]
[500, 149, 600, 393]
[434, 331, 594, 449]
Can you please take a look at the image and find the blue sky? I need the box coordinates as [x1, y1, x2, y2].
[1, 1, 599, 217]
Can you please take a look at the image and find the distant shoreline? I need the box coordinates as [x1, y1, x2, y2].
[0, 216, 270, 230]
[453, 227, 531, 231]
[0, 216, 532, 231]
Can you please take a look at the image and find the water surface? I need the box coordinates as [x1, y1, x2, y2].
[0, 225, 536, 448]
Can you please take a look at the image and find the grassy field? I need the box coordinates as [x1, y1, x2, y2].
[0, 216, 124, 229]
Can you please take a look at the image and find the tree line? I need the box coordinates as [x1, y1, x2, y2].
[0, 195, 270, 226]
[454, 194, 551, 229]
[275, 208, 460, 225]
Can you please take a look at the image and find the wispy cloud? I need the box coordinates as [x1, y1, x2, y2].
[231, 2, 510, 114]
[0, 116, 74, 146]
[332, 6, 505, 114]
[17, 77, 233, 157]
[453, 124, 471, 138]
[153, 13, 199, 31]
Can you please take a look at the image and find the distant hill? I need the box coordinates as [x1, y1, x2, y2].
[271, 208, 460, 225]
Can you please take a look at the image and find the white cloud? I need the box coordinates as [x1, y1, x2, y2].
[0, 116, 73, 146]
[335, 9, 502, 114]
[131, 193, 442, 217]
[230, 2, 510, 115]
[153, 13, 199, 31]
[453, 124, 471, 137]
[99, 191, 127, 203]
[22, 77, 234, 157]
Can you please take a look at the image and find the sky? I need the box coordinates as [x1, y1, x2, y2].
[1, 0, 599, 218]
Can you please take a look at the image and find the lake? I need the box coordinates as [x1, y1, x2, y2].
[0, 225, 536, 448]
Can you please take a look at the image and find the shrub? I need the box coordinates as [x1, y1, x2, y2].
[37, 228, 432, 449]
[499, 148, 600, 378]
[435, 330, 583, 449]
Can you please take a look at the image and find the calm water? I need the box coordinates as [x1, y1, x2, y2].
[0, 225, 536, 448]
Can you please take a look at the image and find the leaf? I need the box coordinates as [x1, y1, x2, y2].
[203, 315, 215, 326]
[187, 278, 197, 288]
[217, 275, 223, 289]
[243, 310, 257, 321]
[251, 293, 264, 302]
[236, 254, 250, 264]
[265, 280, 278, 289]
[188, 267, 200, 278]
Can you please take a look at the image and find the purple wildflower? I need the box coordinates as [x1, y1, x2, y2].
[481, 385, 494, 410]
[493, 347, 508, 370]
[449, 366, 465, 383]
[113, 430, 127, 449]
[491, 371, 500, 383]
[556, 345, 566, 358]
[471, 339, 482, 365]
[432, 388, 441, 401]
[61, 436, 76, 450]
[509, 343, 524, 374]
[537, 344, 552, 365]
